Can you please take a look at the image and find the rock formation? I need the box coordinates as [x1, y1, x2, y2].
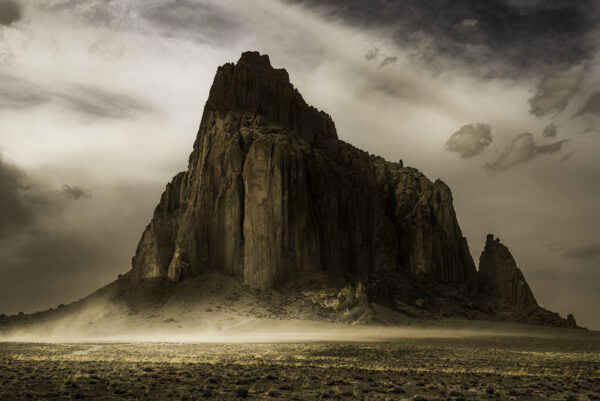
[478, 234, 538, 309]
[125, 51, 575, 327]
[0, 52, 580, 334]
[131, 51, 476, 291]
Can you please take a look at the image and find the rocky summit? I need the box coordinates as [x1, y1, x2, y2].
[118, 51, 577, 328]
[131, 51, 475, 288]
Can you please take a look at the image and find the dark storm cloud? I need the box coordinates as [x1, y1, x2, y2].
[0, 154, 33, 237]
[0, 228, 127, 315]
[528, 65, 584, 117]
[574, 91, 600, 117]
[486, 133, 568, 171]
[60, 185, 90, 200]
[0, 154, 67, 239]
[2, 231, 113, 275]
[563, 244, 600, 260]
[445, 123, 492, 158]
[0, 179, 162, 315]
[291, 0, 600, 77]
[542, 124, 557, 138]
[0, 0, 21, 26]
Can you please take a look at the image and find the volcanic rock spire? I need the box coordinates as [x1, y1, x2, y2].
[131, 51, 477, 290]
[478, 234, 538, 309]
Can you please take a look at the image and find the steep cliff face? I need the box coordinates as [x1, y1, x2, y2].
[131, 51, 476, 291]
[372, 160, 476, 283]
[478, 234, 538, 309]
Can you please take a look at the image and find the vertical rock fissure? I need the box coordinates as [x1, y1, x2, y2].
[238, 129, 251, 281]
[239, 169, 246, 279]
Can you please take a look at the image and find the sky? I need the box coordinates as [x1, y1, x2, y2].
[0, 0, 599, 329]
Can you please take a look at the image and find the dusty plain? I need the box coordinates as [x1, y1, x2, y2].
[1, 330, 599, 401]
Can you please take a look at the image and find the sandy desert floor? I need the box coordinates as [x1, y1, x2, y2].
[1, 333, 599, 400]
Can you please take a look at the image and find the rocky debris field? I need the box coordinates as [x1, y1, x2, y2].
[0, 334, 599, 400]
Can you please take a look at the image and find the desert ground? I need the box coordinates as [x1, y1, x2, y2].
[1, 330, 599, 401]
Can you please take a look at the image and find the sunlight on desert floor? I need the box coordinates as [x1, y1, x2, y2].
[1, 332, 599, 400]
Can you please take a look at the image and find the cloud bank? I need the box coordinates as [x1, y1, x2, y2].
[292, 0, 600, 77]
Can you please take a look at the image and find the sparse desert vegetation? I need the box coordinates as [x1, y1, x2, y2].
[1, 334, 599, 400]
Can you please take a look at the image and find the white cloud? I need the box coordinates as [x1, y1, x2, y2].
[445, 123, 492, 158]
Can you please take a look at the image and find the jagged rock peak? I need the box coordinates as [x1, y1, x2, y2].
[478, 234, 538, 309]
[132, 51, 478, 297]
[205, 51, 337, 142]
[567, 314, 577, 328]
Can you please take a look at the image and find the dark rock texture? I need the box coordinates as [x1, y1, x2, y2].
[567, 314, 577, 328]
[478, 234, 538, 309]
[131, 51, 476, 293]
[475, 234, 576, 328]
[126, 51, 575, 327]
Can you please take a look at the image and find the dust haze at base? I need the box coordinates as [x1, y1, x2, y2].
[127, 52, 575, 328]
